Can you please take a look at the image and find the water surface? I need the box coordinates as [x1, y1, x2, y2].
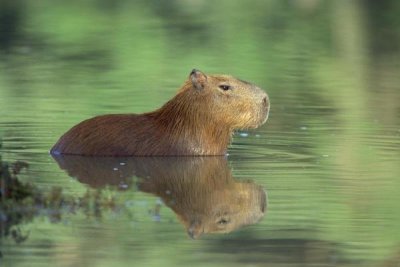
[1, 1, 400, 266]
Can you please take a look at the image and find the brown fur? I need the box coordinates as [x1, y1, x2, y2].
[52, 155, 267, 238]
[51, 69, 269, 156]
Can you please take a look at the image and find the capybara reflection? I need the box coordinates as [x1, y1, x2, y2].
[51, 69, 269, 156]
[52, 155, 267, 238]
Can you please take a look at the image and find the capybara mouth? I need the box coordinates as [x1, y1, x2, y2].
[242, 95, 269, 129]
[251, 94, 269, 128]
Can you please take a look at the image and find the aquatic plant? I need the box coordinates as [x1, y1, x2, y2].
[0, 149, 120, 244]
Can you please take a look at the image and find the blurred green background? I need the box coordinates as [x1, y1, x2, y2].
[1, 0, 400, 267]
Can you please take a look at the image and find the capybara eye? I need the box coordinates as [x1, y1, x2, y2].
[219, 85, 231, 91]
[217, 218, 229, 225]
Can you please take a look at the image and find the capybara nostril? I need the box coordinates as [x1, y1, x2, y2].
[262, 96, 268, 107]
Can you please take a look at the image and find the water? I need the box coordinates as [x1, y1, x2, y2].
[1, 1, 400, 266]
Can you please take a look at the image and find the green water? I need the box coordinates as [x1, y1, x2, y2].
[1, 1, 400, 266]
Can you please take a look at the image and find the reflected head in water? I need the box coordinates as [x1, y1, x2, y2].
[52, 155, 267, 239]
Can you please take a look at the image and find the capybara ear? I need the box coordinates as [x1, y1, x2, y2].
[190, 69, 207, 90]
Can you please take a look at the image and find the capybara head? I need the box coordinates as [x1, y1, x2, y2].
[177, 69, 270, 130]
[182, 181, 267, 239]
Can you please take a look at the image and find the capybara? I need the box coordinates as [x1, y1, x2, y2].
[52, 155, 267, 238]
[51, 69, 269, 156]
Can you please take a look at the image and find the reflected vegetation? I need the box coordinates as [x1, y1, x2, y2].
[53, 155, 267, 239]
[0, 151, 118, 245]
[0, 156, 31, 244]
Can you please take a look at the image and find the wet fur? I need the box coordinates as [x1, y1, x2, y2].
[51, 70, 269, 156]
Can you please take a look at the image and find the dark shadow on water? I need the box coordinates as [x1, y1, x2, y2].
[52, 155, 267, 239]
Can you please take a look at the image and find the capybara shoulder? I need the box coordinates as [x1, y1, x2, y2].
[51, 69, 270, 156]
